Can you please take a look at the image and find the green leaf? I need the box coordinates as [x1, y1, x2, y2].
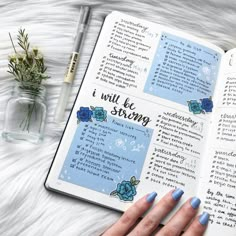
[110, 191, 117, 196]
[130, 176, 136, 183]
[130, 176, 140, 186]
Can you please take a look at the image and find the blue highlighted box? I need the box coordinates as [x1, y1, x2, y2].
[144, 32, 221, 105]
[59, 116, 153, 195]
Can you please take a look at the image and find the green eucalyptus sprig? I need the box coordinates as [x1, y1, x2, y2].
[7, 29, 49, 133]
[8, 28, 50, 92]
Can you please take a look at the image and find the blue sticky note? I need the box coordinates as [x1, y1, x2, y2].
[144, 32, 221, 105]
[59, 116, 153, 195]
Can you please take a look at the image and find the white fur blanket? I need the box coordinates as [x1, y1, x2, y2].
[1, 0, 236, 235]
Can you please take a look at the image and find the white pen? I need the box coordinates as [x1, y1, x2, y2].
[54, 6, 91, 122]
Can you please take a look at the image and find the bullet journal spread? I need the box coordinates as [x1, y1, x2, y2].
[45, 11, 236, 236]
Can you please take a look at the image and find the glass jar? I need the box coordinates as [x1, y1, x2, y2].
[2, 84, 47, 144]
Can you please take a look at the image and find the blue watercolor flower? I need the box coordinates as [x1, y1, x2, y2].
[188, 100, 202, 114]
[92, 107, 107, 122]
[201, 98, 213, 112]
[116, 181, 136, 201]
[110, 176, 140, 202]
[76, 107, 93, 122]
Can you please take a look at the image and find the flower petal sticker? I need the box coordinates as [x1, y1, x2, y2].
[187, 97, 213, 114]
[110, 176, 140, 202]
[76, 106, 107, 124]
[200, 97, 213, 112]
[187, 100, 202, 114]
[92, 107, 107, 122]
[77, 107, 93, 122]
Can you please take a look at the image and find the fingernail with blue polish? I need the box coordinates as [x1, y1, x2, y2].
[199, 212, 209, 225]
[146, 192, 157, 203]
[172, 188, 184, 201]
[190, 197, 201, 209]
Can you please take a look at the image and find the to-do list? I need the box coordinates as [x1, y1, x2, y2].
[144, 32, 221, 105]
[59, 116, 153, 195]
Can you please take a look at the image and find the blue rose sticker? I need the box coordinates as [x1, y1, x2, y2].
[110, 176, 140, 202]
[201, 97, 213, 112]
[76, 106, 107, 123]
[187, 100, 203, 114]
[77, 107, 93, 122]
[187, 97, 213, 114]
[92, 107, 107, 122]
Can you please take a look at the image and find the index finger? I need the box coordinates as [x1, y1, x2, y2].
[129, 189, 184, 236]
[102, 192, 157, 236]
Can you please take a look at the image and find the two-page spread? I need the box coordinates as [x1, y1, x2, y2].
[45, 11, 236, 236]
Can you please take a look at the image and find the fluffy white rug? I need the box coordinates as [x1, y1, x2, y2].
[1, 0, 236, 235]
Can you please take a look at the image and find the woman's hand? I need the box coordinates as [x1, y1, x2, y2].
[103, 189, 209, 236]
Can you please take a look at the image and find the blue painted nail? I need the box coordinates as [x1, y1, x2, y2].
[146, 192, 157, 203]
[199, 212, 209, 225]
[172, 188, 184, 201]
[190, 197, 201, 209]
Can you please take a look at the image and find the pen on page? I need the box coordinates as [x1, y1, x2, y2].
[54, 6, 91, 122]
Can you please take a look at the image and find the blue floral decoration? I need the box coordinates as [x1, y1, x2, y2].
[188, 97, 213, 114]
[76, 107, 93, 122]
[201, 97, 213, 112]
[76, 106, 107, 124]
[187, 100, 202, 114]
[110, 176, 140, 202]
[92, 107, 107, 122]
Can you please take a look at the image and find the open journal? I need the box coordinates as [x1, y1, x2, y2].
[45, 11, 236, 236]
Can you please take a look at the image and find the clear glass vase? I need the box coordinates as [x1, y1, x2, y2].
[2, 84, 47, 144]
